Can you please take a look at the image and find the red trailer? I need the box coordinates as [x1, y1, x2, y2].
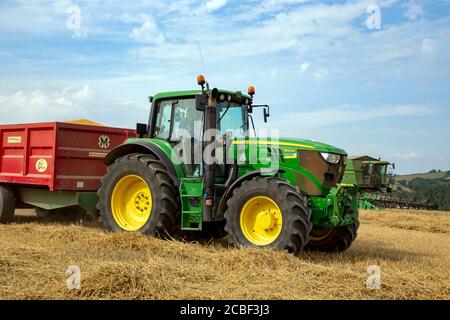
[0, 121, 135, 222]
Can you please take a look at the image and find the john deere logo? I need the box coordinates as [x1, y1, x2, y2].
[36, 159, 48, 173]
[98, 135, 111, 149]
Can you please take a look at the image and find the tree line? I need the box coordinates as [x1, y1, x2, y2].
[394, 174, 450, 211]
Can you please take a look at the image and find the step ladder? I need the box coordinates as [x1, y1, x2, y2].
[179, 177, 204, 231]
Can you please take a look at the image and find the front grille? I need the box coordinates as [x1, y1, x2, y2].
[296, 149, 346, 194]
[324, 159, 345, 187]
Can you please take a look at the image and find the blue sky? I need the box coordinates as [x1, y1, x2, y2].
[0, 0, 449, 174]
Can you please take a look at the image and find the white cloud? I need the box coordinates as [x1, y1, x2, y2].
[68, 85, 94, 101]
[391, 152, 424, 160]
[232, 0, 312, 21]
[0, 86, 91, 124]
[52, 0, 75, 14]
[421, 38, 437, 54]
[270, 68, 278, 77]
[269, 105, 429, 134]
[313, 68, 328, 80]
[130, 14, 166, 45]
[200, 0, 228, 13]
[299, 63, 310, 74]
[404, 2, 424, 21]
[131, 0, 408, 68]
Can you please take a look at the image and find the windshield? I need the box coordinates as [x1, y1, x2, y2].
[217, 101, 247, 139]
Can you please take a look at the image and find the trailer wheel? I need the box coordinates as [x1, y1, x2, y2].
[0, 185, 15, 223]
[306, 209, 359, 253]
[97, 154, 180, 238]
[224, 176, 312, 255]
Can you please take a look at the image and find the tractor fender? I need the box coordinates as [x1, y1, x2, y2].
[104, 141, 180, 187]
[216, 169, 279, 219]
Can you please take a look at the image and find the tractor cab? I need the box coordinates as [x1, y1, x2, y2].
[145, 90, 250, 142]
[136, 78, 271, 181]
[139, 76, 270, 148]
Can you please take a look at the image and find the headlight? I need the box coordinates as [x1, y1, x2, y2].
[320, 152, 341, 164]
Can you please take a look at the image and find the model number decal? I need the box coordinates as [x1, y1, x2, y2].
[7, 136, 22, 144]
[89, 152, 108, 158]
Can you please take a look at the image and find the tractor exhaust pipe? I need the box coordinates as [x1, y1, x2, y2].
[203, 88, 219, 221]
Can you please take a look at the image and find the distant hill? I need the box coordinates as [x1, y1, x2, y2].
[393, 170, 450, 211]
[395, 171, 449, 184]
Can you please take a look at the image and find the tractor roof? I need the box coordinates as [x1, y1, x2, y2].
[348, 155, 379, 161]
[153, 89, 251, 101]
[348, 155, 390, 164]
[362, 161, 391, 165]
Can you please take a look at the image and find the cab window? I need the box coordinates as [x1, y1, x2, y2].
[154, 101, 172, 139]
[154, 98, 203, 141]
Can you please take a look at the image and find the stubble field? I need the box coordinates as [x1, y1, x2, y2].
[0, 208, 449, 300]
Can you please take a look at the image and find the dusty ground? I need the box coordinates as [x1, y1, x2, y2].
[0, 208, 449, 300]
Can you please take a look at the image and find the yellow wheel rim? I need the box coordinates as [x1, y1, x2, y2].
[111, 175, 152, 231]
[240, 196, 283, 246]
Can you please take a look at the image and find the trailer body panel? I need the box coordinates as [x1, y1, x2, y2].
[0, 122, 134, 191]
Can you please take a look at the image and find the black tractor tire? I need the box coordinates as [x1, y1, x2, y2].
[224, 176, 312, 255]
[306, 218, 360, 253]
[0, 185, 15, 223]
[97, 154, 180, 238]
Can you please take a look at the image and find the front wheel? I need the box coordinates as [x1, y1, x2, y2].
[306, 217, 360, 253]
[224, 176, 312, 255]
[97, 154, 180, 238]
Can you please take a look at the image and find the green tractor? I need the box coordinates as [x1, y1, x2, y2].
[340, 156, 394, 210]
[97, 76, 359, 254]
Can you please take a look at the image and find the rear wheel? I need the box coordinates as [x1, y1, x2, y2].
[97, 154, 180, 238]
[0, 185, 15, 223]
[306, 209, 359, 253]
[224, 176, 312, 255]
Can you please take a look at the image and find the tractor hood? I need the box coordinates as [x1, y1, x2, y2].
[233, 137, 347, 155]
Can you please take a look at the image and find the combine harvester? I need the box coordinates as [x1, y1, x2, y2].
[341, 156, 438, 211]
[340, 156, 394, 210]
[0, 76, 360, 254]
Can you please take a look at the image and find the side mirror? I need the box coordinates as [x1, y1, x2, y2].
[136, 123, 148, 137]
[248, 105, 253, 114]
[148, 96, 153, 103]
[263, 108, 270, 123]
[195, 94, 207, 111]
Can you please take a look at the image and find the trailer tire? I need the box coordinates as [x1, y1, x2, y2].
[224, 176, 312, 255]
[306, 210, 359, 253]
[97, 154, 180, 238]
[0, 185, 15, 223]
